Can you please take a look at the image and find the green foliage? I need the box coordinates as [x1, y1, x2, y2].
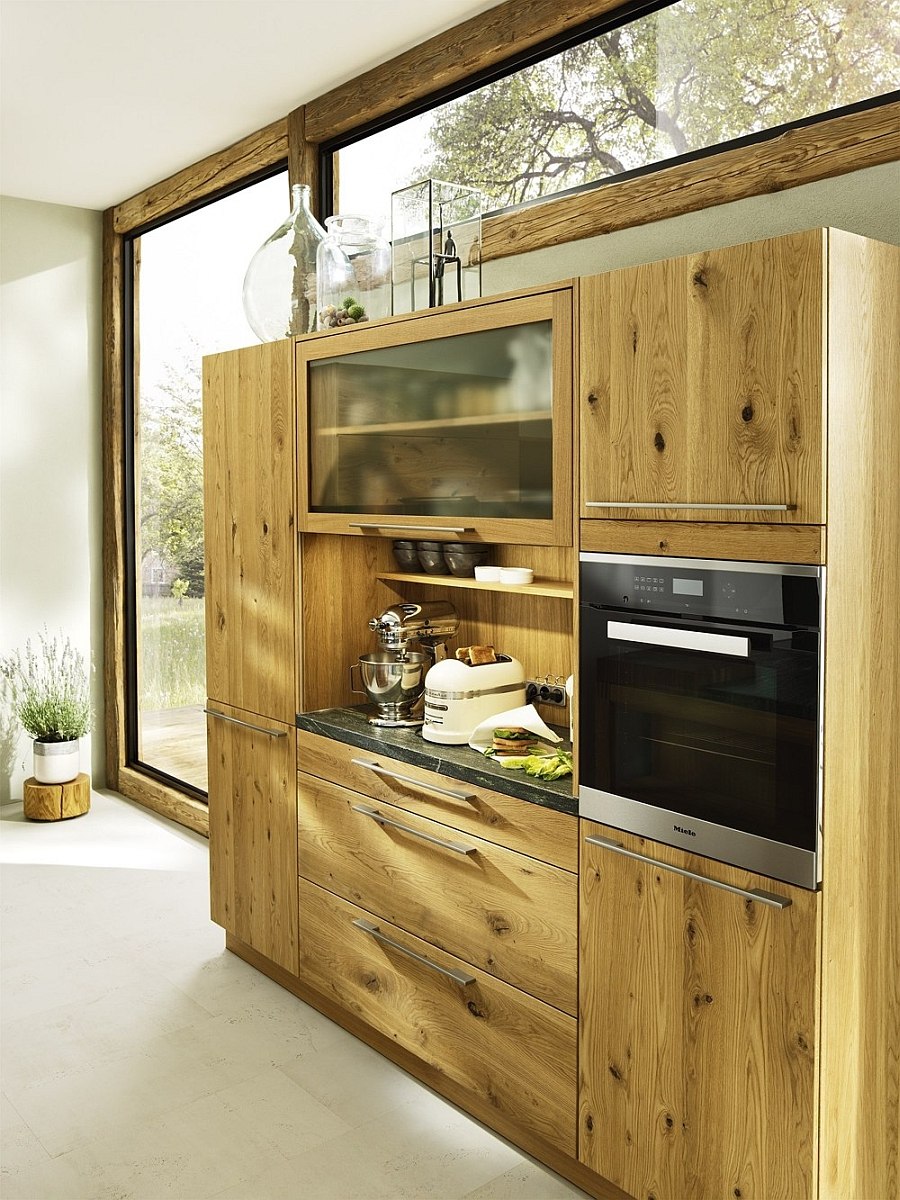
[139, 344, 205, 597]
[171, 578, 190, 602]
[0, 630, 92, 741]
[139, 597, 206, 711]
[420, 0, 899, 208]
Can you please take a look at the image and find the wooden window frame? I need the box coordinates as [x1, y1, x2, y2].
[103, 0, 899, 833]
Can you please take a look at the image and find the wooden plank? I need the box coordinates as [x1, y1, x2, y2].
[298, 877, 577, 1154]
[579, 822, 820, 1200]
[483, 101, 900, 261]
[113, 118, 288, 233]
[377, 571, 573, 598]
[207, 704, 298, 973]
[579, 231, 825, 524]
[304, 0, 626, 143]
[819, 232, 900, 1200]
[287, 106, 321, 218]
[298, 775, 578, 1013]
[203, 340, 297, 724]
[116, 766, 209, 837]
[297, 727, 578, 871]
[101, 209, 126, 790]
[579, 520, 825, 564]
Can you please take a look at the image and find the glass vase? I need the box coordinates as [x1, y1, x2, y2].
[242, 183, 326, 341]
[316, 215, 391, 329]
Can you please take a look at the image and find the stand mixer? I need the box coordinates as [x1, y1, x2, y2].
[350, 600, 459, 726]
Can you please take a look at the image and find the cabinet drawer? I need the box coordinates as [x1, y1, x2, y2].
[297, 729, 577, 872]
[298, 772, 577, 1015]
[298, 877, 577, 1156]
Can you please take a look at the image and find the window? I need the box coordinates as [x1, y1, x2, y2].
[334, 0, 898, 224]
[126, 170, 289, 796]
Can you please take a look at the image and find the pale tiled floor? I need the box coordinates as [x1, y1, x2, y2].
[0, 789, 589, 1200]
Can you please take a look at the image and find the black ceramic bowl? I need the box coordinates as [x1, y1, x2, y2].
[392, 540, 420, 573]
[416, 540, 450, 574]
[443, 542, 492, 577]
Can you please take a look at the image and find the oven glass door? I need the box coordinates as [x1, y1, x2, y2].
[580, 609, 820, 852]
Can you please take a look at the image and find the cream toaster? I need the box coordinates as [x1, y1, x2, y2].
[422, 655, 526, 744]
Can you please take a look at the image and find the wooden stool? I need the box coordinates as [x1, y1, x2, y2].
[23, 773, 91, 821]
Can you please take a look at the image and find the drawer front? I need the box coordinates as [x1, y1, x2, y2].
[297, 728, 577, 872]
[298, 772, 578, 1015]
[298, 877, 577, 1156]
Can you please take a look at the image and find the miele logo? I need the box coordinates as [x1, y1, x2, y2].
[674, 824, 697, 837]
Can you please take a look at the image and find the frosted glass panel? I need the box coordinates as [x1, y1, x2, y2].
[308, 321, 553, 518]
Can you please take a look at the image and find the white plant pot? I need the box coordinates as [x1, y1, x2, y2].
[33, 739, 80, 785]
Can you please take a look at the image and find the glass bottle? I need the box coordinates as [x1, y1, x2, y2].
[316, 215, 391, 329]
[242, 183, 326, 341]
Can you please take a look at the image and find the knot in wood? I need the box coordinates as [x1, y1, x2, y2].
[587, 391, 599, 406]
[741, 404, 754, 423]
[654, 432, 666, 452]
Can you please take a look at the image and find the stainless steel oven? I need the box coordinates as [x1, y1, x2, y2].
[578, 554, 824, 888]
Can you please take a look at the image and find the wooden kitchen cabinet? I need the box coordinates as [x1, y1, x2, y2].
[580, 230, 825, 523]
[203, 340, 300, 973]
[296, 285, 574, 546]
[203, 340, 297, 724]
[579, 821, 820, 1200]
[207, 702, 298, 974]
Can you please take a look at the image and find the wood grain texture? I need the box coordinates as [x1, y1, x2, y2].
[298, 774, 577, 1014]
[116, 766, 209, 836]
[819, 232, 900, 1200]
[580, 231, 825, 523]
[483, 101, 900, 262]
[207, 703, 297, 974]
[297, 727, 578, 871]
[203, 340, 297, 725]
[23, 774, 90, 821]
[304, 0, 625, 143]
[579, 822, 820, 1200]
[287, 106, 320, 216]
[113, 118, 288, 233]
[296, 288, 574, 547]
[580, 519, 825, 564]
[102, 209, 126, 790]
[298, 877, 577, 1155]
[228, 930, 631, 1200]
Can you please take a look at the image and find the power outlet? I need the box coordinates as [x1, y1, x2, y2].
[525, 680, 567, 707]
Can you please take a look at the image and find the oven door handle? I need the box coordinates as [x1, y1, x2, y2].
[607, 620, 750, 658]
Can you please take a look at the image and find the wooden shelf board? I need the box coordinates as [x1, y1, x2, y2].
[377, 571, 573, 599]
[317, 410, 551, 436]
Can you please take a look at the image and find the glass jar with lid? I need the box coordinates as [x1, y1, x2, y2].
[316, 215, 391, 329]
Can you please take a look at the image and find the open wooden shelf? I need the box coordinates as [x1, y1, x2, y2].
[377, 571, 573, 599]
[317, 410, 551, 436]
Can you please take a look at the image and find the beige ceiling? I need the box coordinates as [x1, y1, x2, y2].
[0, 0, 504, 211]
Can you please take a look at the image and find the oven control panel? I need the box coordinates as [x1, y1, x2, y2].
[580, 554, 822, 629]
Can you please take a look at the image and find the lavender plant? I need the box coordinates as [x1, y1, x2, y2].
[0, 630, 91, 742]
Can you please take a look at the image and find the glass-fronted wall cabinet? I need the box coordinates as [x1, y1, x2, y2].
[296, 286, 574, 545]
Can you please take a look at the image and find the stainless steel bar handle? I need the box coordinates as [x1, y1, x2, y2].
[352, 918, 476, 986]
[607, 620, 750, 659]
[349, 522, 471, 533]
[352, 804, 477, 856]
[584, 501, 792, 511]
[203, 708, 287, 738]
[584, 835, 791, 908]
[351, 758, 476, 803]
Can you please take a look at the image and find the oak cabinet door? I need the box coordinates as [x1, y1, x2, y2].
[207, 703, 298, 974]
[579, 823, 819, 1200]
[296, 288, 574, 546]
[581, 231, 825, 524]
[203, 340, 297, 723]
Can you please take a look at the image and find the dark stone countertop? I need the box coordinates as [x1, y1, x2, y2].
[295, 705, 577, 817]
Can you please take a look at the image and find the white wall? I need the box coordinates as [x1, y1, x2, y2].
[485, 161, 900, 293]
[0, 195, 104, 800]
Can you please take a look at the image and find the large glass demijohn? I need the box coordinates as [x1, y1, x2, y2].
[242, 183, 326, 340]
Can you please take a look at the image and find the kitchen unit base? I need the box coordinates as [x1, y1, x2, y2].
[224, 931, 631, 1200]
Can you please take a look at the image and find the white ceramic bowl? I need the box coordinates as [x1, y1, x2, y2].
[498, 567, 534, 586]
[474, 565, 501, 582]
